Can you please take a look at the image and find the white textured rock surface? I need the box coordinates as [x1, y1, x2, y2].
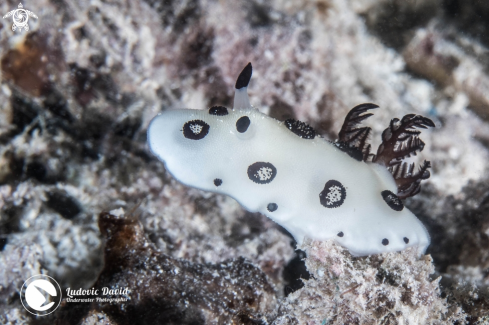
[275, 240, 465, 324]
[0, 240, 43, 303]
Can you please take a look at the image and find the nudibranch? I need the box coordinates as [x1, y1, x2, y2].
[148, 63, 433, 256]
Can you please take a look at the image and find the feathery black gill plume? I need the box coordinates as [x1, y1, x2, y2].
[372, 114, 435, 199]
[337, 104, 434, 198]
[336, 103, 378, 162]
[373, 114, 434, 166]
[391, 160, 431, 199]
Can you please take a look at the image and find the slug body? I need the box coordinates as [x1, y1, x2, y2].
[148, 63, 432, 256]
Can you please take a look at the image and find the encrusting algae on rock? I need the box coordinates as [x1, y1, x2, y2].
[274, 239, 465, 324]
[35, 209, 280, 324]
[28, 209, 467, 325]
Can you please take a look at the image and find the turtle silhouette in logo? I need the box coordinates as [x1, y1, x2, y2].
[3, 3, 38, 32]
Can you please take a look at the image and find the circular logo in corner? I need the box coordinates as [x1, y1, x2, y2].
[20, 275, 62, 316]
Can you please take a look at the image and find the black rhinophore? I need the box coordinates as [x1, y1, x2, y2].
[235, 62, 252, 89]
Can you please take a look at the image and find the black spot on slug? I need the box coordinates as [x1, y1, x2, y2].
[247, 162, 277, 184]
[236, 116, 251, 133]
[235, 62, 252, 89]
[382, 238, 389, 246]
[183, 120, 210, 140]
[337, 231, 344, 237]
[403, 237, 409, 244]
[214, 178, 222, 186]
[381, 190, 404, 211]
[284, 119, 316, 139]
[209, 106, 228, 116]
[267, 203, 278, 212]
[319, 180, 346, 208]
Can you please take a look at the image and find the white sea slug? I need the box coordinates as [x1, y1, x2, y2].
[148, 63, 433, 256]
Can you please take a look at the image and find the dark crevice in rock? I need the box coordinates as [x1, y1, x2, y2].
[43, 91, 74, 123]
[283, 249, 310, 296]
[363, 1, 440, 51]
[227, 212, 269, 248]
[269, 97, 296, 121]
[179, 28, 214, 73]
[441, 0, 489, 48]
[10, 93, 40, 137]
[247, 2, 273, 28]
[0, 204, 22, 235]
[144, 0, 201, 33]
[70, 64, 119, 107]
[408, 181, 489, 274]
[0, 238, 7, 251]
[46, 190, 82, 219]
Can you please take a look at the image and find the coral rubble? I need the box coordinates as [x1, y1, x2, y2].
[39, 211, 278, 325]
